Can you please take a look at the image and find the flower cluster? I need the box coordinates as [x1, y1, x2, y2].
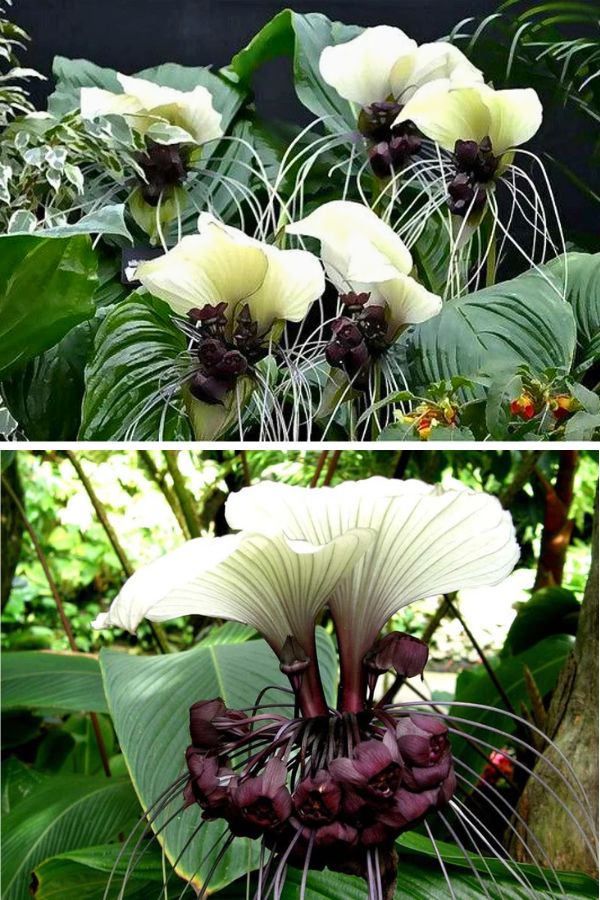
[94, 477, 519, 892]
[399, 398, 460, 439]
[182, 633, 455, 879]
[325, 292, 389, 388]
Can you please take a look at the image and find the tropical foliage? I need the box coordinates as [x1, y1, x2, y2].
[1, 449, 598, 898]
[0, 3, 598, 441]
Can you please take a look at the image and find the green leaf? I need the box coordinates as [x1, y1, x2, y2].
[545, 252, 600, 372]
[79, 292, 192, 440]
[228, 11, 361, 131]
[31, 844, 164, 900]
[1, 319, 96, 440]
[37, 204, 132, 241]
[407, 268, 577, 394]
[485, 367, 523, 439]
[1, 776, 140, 900]
[563, 410, 600, 440]
[451, 635, 573, 777]
[1, 757, 48, 815]
[0, 234, 98, 379]
[1, 651, 108, 713]
[502, 587, 580, 656]
[100, 629, 337, 892]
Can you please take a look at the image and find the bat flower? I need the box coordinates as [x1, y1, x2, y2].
[135, 213, 325, 438]
[394, 81, 543, 217]
[97, 476, 548, 899]
[319, 28, 482, 175]
[287, 200, 441, 386]
[80, 73, 223, 239]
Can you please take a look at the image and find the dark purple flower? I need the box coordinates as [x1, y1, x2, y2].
[378, 786, 435, 829]
[396, 713, 450, 767]
[233, 757, 292, 830]
[184, 748, 233, 814]
[364, 631, 429, 689]
[189, 698, 226, 749]
[329, 733, 403, 801]
[293, 770, 342, 824]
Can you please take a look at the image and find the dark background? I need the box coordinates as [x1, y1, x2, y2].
[12, 0, 599, 246]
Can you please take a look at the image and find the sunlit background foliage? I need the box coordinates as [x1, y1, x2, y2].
[1, 449, 598, 898]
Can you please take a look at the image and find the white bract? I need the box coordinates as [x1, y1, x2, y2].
[286, 201, 442, 338]
[80, 73, 223, 147]
[95, 478, 519, 695]
[319, 27, 483, 106]
[226, 477, 520, 692]
[137, 213, 325, 335]
[93, 528, 376, 656]
[394, 81, 543, 167]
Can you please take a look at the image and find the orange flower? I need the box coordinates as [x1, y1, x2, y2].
[510, 393, 535, 420]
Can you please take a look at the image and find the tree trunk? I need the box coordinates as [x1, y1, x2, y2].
[1, 457, 24, 610]
[509, 483, 598, 876]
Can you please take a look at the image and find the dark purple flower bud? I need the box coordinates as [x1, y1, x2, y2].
[379, 786, 435, 829]
[189, 372, 231, 405]
[357, 304, 387, 343]
[364, 632, 429, 690]
[184, 747, 233, 814]
[197, 338, 227, 367]
[358, 101, 404, 142]
[329, 733, 403, 801]
[233, 757, 292, 830]
[403, 749, 453, 790]
[188, 303, 227, 325]
[368, 142, 394, 179]
[331, 317, 364, 348]
[396, 713, 450, 767]
[138, 141, 187, 204]
[214, 349, 248, 378]
[293, 770, 342, 824]
[436, 767, 457, 806]
[346, 340, 370, 371]
[454, 139, 480, 169]
[313, 820, 358, 848]
[279, 635, 311, 692]
[189, 698, 226, 748]
[325, 340, 349, 368]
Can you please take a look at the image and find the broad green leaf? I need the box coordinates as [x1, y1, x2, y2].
[0, 234, 98, 379]
[485, 367, 523, 439]
[546, 252, 599, 371]
[410, 211, 452, 296]
[31, 844, 164, 900]
[502, 587, 580, 656]
[37, 204, 132, 241]
[450, 635, 573, 777]
[1, 651, 108, 713]
[407, 267, 577, 393]
[1, 775, 139, 900]
[1, 757, 48, 815]
[228, 11, 362, 131]
[79, 292, 192, 440]
[100, 628, 337, 892]
[564, 410, 600, 440]
[1, 319, 96, 440]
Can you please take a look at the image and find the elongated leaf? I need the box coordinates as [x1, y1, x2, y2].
[1, 776, 139, 900]
[228, 11, 361, 131]
[100, 628, 337, 892]
[1, 651, 107, 713]
[407, 268, 577, 393]
[502, 587, 580, 656]
[0, 234, 98, 379]
[79, 292, 192, 440]
[31, 844, 164, 900]
[450, 635, 573, 777]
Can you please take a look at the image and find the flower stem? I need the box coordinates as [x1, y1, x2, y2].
[485, 224, 497, 287]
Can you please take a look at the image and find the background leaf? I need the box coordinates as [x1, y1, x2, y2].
[0, 234, 98, 379]
[1, 775, 139, 900]
[1, 651, 108, 713]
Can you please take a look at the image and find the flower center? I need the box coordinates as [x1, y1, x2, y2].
[325, 292, 389, 389]
[358, 103, 422, 178]
[368, 762, 402, 798]
[447, 136, 500, 217]
[186, 303, 267, 405]
[136, 141, 188, 205]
